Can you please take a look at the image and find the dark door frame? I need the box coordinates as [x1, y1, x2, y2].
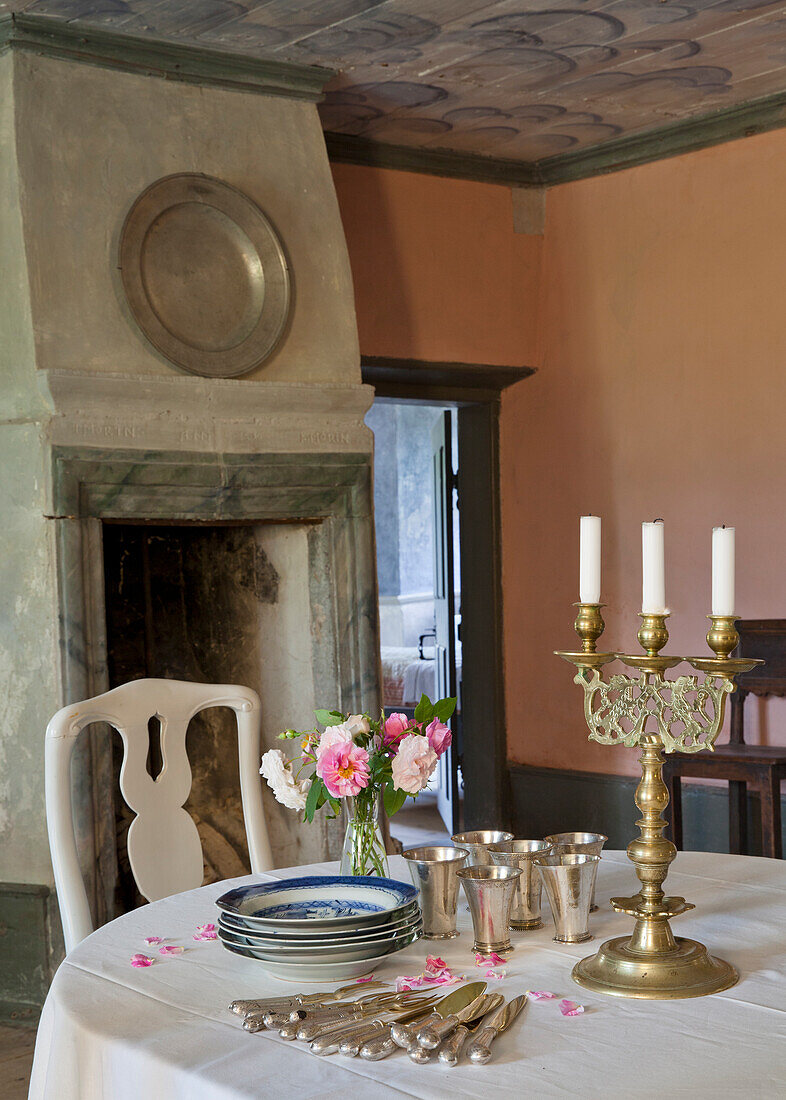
[362, 356, 535, 830]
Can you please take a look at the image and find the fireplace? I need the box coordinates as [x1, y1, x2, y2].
[0, 23, 378, 999]
[101, 520, 318, 914]
[53, 447, 378, 928]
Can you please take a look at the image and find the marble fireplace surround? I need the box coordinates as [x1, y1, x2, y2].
[50, 441, 379, 932]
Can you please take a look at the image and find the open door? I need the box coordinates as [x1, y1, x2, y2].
[431, 411, 460, 834]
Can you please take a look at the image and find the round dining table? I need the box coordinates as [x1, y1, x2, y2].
[29, 850, 786, 1098]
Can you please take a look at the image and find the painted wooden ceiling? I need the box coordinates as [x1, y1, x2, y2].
[12, 1, 786, 166]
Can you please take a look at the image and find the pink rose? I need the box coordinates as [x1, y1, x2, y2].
[315, 722, 354, 778]
[390, 734, 438, 795]
[319, 742, 371, 798]
[426, 718, 452, 757]
[383, 712, 414, 752]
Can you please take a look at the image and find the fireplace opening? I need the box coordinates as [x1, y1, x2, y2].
[101, 520, 317, 916]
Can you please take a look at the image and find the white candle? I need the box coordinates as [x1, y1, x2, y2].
[712, 526, 735, 616]
[579, 515, 601, 603]
[642, 519, 667, 614]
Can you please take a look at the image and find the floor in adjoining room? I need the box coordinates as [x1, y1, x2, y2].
[0, 1024, 36, 1100]
[388, 790, 452, 851]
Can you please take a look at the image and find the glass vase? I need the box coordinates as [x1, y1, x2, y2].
[340, 794, 390, 878]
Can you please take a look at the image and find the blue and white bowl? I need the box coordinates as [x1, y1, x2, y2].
[216, 875, 418, 932]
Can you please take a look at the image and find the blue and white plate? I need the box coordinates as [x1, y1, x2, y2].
[218, 927, 421, 980]
[217, 901, 420, 944]
[218, 921, 422, 963]
[216, 876, 418, 931]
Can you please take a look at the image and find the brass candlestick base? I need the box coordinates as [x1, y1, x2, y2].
[571, 734, 737, 999]
[556, 602, 762, 1000]
[573, 936, 737, 999]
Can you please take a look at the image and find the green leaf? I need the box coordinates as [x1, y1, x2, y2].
[315, 709, 345, 728]
[433, 697, 457, 722]
[304, 777, 323, 823]
[414, 694, 434, 724]
[383, 784, 409, 818]
[327, 796, 342, 818]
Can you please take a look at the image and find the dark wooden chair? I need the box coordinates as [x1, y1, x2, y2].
[663, 620, 786, 858]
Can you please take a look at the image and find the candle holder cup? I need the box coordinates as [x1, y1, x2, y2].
[488, 839, 553, 929]
[555, 603, 762, 999]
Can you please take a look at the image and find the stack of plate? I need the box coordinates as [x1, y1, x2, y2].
[216, 875, 422, 981]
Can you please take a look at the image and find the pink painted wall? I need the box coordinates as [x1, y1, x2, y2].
[331, 164, 542, 366]
[332, 141, 786, 784]
[503, 128, 786, 776]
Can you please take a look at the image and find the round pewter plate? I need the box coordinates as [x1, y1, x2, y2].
[119, 173, 290, 377]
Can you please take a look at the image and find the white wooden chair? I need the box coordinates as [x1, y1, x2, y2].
[45, 678, 274, 952]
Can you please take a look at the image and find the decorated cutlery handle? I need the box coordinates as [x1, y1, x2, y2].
[439, 1024, 470, 1067]
[242, 1012, 269, 1033]
[466, 1024, 500, 1065]
[296, 1011, 364, 1042]
[262, 1009, 296, 1029]
[230, 997, 293, 1016]
[338, 1020, 386, 1057]
[309, 1019, 379, 1057]
[391, 1011, 437, 1050]
[417, 1012, 459, 1049]
[360, 1031, 399, 1061]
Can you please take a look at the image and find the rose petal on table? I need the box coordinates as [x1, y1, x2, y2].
[159, 945, 185, 955]
[355, 975, 375, 983]
[485, 969, 506, 979]
[193, 923, 218, 941]
[425, 955, 450, 975]
[130, 954, 155, 968]
[144, 936, 164, 945]
[526, 990, 558, 1000]
[475, 952, 507, 967]
[559, 999, 585, 1016]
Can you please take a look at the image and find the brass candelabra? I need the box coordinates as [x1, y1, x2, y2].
[556, 605, 762, 999]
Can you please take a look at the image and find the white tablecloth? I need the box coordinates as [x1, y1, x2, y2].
[30, 852, 786, 1098]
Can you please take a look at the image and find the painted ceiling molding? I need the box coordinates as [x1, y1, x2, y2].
[5, 2, 786, 183]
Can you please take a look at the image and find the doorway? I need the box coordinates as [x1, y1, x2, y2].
[366, 402, 462, 836]
[363, 356, 535, 840]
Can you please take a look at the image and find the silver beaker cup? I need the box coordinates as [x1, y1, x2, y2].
[451, 830, 513, 867]
[544, 832, 607, 910]
[402, 846, 468, 939]
[455, 864, 522, 955]
[535, 852, 599, 944]
[488, 839, 553, 929]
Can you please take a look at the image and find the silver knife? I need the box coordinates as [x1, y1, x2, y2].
[439, 1000, 504, 1067]
[416, 991, 504, 1049]
[389, 982, 486, 1051]
[466, 995, 528, 1064]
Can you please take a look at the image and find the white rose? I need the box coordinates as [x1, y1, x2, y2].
[346, 714, 371, 736]
[260, 748, 311, 811]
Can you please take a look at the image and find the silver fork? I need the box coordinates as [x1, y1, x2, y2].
[246, 989, 402, 1033]
[288, 991, 439, 1042]
[229, 980, 386, 1017]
